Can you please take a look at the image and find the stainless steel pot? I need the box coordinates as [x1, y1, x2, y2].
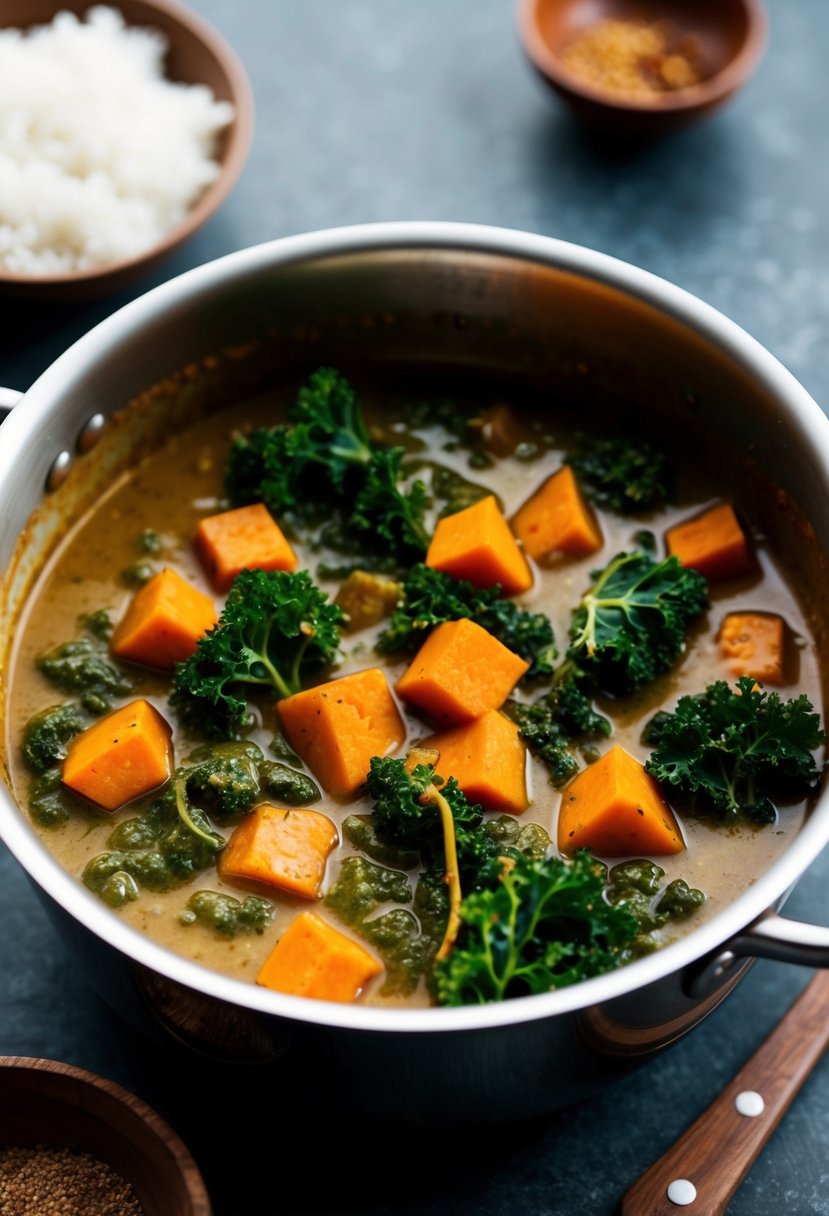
[2, 222, 829, 1123]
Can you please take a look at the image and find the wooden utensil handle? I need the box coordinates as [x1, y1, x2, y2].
[622, 969, 829, 1216]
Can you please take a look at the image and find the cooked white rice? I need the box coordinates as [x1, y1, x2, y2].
[0, 6, 235, 275]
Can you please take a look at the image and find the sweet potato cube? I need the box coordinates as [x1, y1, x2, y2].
[426, 710, 529, 814]
[719, 612, 786, 685]
[257, 911, 382, 1002]
[110, 567, 218, 670]
[425, 495, 533, 596]
[396, 618, 529, 726]
[278, 668, 405, 798]
[62, 699, 173, 812]
[219, 805, 338, 899]
[194, 502, 298, 593]
[666, 504, 753, 582]
[512, 466, 603, 560]
[558, 745, 684, 857]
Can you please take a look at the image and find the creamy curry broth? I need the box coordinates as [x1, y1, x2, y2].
[5, 383, 822, 1007]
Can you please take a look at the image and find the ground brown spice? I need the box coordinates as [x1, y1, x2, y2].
[560, 18, 704, 98]
[0, 1145, 144, 1216]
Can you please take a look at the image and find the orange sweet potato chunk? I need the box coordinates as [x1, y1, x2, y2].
[111, 567, 218, 670]
[425, 495, 533, 596]
[62, 699, 173, 812]
[426, 710, 529, 814]
[396, 618, 529, 726]
[194, 502, 298, 593]
[718, 612, 786, 685]
[666, 503, 753, 582]
[278, 668, 405, 798]
[219, 805, 338, 899]
[558, 745, 684, 857]
[257, 911, 382, 1002]
[512, 466, 602, 560]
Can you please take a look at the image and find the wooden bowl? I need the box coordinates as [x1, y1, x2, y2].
[0, 1057, 211, 1215]
[518, 0, 768, 135]
[0, 0, 254, 301]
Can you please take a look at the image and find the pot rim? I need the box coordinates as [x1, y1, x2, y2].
[2, 220, 828, 1034]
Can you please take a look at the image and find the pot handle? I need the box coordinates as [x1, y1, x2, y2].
[0, 388, 23, 420]
[687, 912, 829, 998]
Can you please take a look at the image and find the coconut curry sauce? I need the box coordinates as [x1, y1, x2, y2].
[4, 375, 824, 1008]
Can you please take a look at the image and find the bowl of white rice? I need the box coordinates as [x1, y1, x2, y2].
[0, 0, 253, 298]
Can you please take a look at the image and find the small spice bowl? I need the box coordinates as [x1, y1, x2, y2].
[517, 0, 767, 135]
[0, 0, 254, 301]
[0, 1057, 211, 1215]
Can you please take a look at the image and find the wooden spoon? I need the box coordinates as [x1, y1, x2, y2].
[622, 968, 829, 1216]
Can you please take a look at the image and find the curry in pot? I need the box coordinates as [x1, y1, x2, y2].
[5, 369, 824, 1007]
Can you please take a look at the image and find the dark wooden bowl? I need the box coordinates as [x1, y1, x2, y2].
[0, 1057, 212, 1215]
[0, 0, 254, 301]
[518, 0, 768, 135]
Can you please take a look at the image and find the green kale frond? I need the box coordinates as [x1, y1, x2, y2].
[171, 568, 343, 739]
[434, 851, 639, 1006]
[224, 368, 430, 565]
[568, 551, 708, 694]
[375, 564, 556, 679]
[510, 680, 611, 786]
[350, 448, 431, 562]
[644, 676, 825, 823]
[288, 367, 373, 488]
[566, 433, 672, 514]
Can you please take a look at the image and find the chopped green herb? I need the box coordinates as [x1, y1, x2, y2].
[181, 890, 273, 936]
[21, 704, 84, 775]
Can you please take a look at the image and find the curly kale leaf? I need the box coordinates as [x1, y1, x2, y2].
[434, 852, 639, 1006]
[350, 447, 431, 562]
[181, 890, 274, 937]
[365, 755, 550, 893]
[510, 680, 611, 786]
[376, 564, 556, 679]
[566, 433, 672, 514]
[568, 551, 708, 694]
[224, 368, 429, 564]
[36, 637, 133, 707]
[171, 569, 343, 739]
[225, 424, 295, 514]
[21, 704, 85, 774]
[644, 676, 825, 823]
[366, 756, 496, 886]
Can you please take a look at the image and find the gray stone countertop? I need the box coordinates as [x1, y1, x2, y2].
[2, 2, 828, 1213]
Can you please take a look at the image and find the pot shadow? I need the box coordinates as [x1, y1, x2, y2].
[523, 106, 753, 259]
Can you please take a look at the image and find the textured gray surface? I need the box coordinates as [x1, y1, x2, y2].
[2, 1, 829, 1213]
